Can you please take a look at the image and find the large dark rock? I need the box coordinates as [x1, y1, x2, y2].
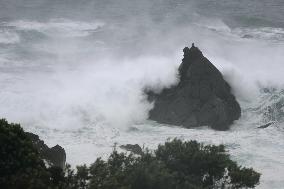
[148, 44, 241, 130]
[26, 132, 66, 168]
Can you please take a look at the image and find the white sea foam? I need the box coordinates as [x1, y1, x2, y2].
[233, 27, 284, 42]
[26, 108, 284, 189]
[0, 6, 284, 189]
[0, 29, 20, 44]
[3, 19, 104, 37]
[0, 55, 178, 130]
[193, 18, 284, 43]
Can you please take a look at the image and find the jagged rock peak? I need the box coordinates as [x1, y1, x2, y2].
[26, 132, 66, 168]
[183, 43, 203, 59]
[148, 44, 241, 130]
[179, 44, 204, 81]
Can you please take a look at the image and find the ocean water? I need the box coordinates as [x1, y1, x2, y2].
[0, 0, 284, 188]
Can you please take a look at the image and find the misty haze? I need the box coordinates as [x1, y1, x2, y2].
[0, 0, 284, 188]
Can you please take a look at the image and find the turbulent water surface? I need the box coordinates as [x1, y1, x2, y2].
[1, 1, 284, 188]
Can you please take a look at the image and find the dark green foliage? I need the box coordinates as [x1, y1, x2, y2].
[0, 119, 260, 189]
[229, 166, 262, 188]
[75, 165, 89, 189]
[0, 119, 50, 189]
[48, 166, 66, 188]
[155, 139, 230, 188]
[47, 164, 90, 189]
[86, 139, 260, 189]
[89, 152, 136, 189]
[0, 119, 91, 189]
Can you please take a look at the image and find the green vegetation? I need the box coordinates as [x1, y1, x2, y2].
[0, 119, 49, 189]
[85, 139, 260, 189]
[0, 119, 260, 189]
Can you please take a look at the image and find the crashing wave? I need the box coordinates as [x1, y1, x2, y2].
[244, 88, 284, 128]
[234, 27, 284, 42]
[2, 19, 104, 37]
[0, 29, 20, 44]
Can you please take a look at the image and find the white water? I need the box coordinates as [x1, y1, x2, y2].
[24, 87, 284, 189]
[1, 2, 284, 188]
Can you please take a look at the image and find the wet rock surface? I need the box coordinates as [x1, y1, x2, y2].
[148, 44, 241, 130]
[120, 144, 143, 155]
[257, 122, 275, 129]
[26, 132, 66, 168]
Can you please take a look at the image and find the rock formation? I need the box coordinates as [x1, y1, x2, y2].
[257, 122, 275, 129]
[120, 144, 143, 155]
[148, 44, 241, 130]
[26, 132, 66, 168]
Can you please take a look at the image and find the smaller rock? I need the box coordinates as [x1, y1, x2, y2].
[120, 144, 143, 155]
[257, 122, 274, 129]
[242, 34, 253, 39]
[26, 132, 66, 168]
[46, 145, 66, 168]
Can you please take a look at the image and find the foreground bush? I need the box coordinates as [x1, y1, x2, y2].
[0, 119, 260, 189]
[0, 119, 50, 188]
[87, 139, 260, 189]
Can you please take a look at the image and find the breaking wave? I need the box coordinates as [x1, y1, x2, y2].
[0, 0, 284, 188]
